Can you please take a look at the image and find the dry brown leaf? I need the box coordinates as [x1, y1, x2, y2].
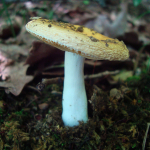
[25, 41, 64, 75]
[0, 44, 28, 61]
[0, 51, 14, 80]
[118, 32, 143, 49]
[25, 41, 64, 66]
[0, 62, 33, 96]
[87, 3, 128, 38]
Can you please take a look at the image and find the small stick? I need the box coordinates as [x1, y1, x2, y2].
[142, 123, 150, 150]
[84, 70, 120, 79]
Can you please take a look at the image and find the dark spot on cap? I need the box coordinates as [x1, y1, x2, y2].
[101, 39, 118, 44]
[78, 51, 81, 55]
[89, 36, 99, 42]
[106, 43, 109, 47]
[33, 24, 37, 27]
[76, 26, 83, 32]
[48, 24, 52, 27]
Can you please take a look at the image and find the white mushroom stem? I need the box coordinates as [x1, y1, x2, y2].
[62, 51, 88, 127]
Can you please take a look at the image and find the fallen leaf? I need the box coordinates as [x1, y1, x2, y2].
[25, 41, 64, 75]
[0, 51, 14, 80]
[111, 71, 133, 81]
[0, 62, 33, 96]
[0, 44, 28, 61]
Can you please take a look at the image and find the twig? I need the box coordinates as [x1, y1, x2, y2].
[42, 77, 64, 86]
[26, 85, 42, 95]
[25, 98, 37, 107]
[42, 70, 120, 86]
[84, 70, 120, 79]
[142, 123, 150, 150]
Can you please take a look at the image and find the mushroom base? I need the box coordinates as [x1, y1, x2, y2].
[62, 51, 88, 127]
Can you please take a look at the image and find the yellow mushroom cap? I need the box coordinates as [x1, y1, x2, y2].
[25, 18, 129, 61]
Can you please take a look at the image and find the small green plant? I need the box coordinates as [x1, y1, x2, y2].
[14, 109, 24, 116]
[136, 10, 150, 20]
[126, 75, 141, 82]
[48, 10, 54, 20]
[132, 143, 136, 148]
[83, 0, 90, 5]
[133, 0, 142, 6]
[146, 56, 150, 72]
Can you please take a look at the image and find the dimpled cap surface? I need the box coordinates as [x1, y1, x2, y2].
[25, 18, 129, 61]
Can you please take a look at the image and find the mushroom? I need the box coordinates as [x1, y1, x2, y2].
[25, 18, 129, 127]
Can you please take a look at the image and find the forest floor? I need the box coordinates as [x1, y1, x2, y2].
[0, 0, 150, 150]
